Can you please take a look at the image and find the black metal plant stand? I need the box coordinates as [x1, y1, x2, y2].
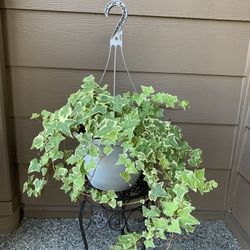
[78, 175, 149, 250]
[78, 1, 148, 248]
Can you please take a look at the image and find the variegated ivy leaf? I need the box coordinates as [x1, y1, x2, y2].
[152, 218, 168, 230]
[133, 93, 145, 106]
[164, 94, 178, 108]
[95, 118, 121, 141]
[81, 74, 96, 92]
[149, 182, 168, 201]
[28, 158, 42, 174]
[188, 148, 203, 167]
[168, 219, 181, 234]
[85, 159, 96, 174]
[103, 145, 113, 155]
[88, 144, 99, 157]
[41, 110, 51, 119]
[141, 86, 155, 96]
[161, 200, 179, 217]
[53, 163, 68, 180]
[179, 100, 190, 110]
[173, 184, 188, 202]
[120, 171, 131, 182]
[31, 133, 45, 150]
[33, 178, 47, 197]
[178, 206, 199, 229]
[142, 205, 160, 218]
[112, 95, 123, 113]
[30, 113, 40, 120]
[115, 232, 141, 250]
[41, 167, 48, 177]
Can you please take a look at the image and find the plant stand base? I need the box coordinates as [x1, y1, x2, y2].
[78, 176, 149, 249]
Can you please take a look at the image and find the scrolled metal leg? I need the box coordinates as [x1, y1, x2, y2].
[78, 197, 89, 250]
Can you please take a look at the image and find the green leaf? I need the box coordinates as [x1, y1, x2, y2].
[204, 180, 218, 193]
[31, 113, 40, 120]
[54, 163, 68, 179]
[133, 93, 145, 106]
[73, 176, 85, 191]
[188, 148, 203, 167]
[87, 103, 106, 117]
[112, 95, 123, 113]
[120, 171, 131, 182]
[178, 206, 199, 228]
[116, 153, 129, 165]
[142, 205, 160, 218]
[144, 239, 155, 248]
[162, 200, 179, 217]
[166, 133, 179, 149]
[31, 133, 44, 150]
[85, 159, 96, 173]
[82, 75, 96, 92]
[165, 94, 178, 108]
[152, 93, 164, 103]
[41, 110, 51, 119]
[23, 182, 28, 193]
[173, 184, 188, 202]
[108, 199, 116, 209]
[117, 201, 123, 207]
[33, 178, 47, 197]
[152, 218, 168, 230]
[103, 145, 113, 155]
[141, 86, 155, 96]
[41, 167, 48, 176]
[179, 100, 190, 110]
[28, 158, 42, 173]
[49, 133, 64, 151]
[100, 195, 109, 203]
[168, 219, 181, 234]
[89, 144, 99, 157]
[96, 119, 121, 141]
[149, 182, 168, 201]
[40, 154, 49, 165]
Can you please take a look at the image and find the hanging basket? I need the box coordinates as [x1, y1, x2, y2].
[85, 140, 141, 191]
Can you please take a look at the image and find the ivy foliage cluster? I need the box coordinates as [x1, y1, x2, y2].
[23, 75, 218, 249]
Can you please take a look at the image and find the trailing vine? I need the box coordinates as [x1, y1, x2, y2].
[23, 75, 218, 249]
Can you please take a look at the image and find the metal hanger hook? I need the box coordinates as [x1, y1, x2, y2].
[104, 0, 128, 39]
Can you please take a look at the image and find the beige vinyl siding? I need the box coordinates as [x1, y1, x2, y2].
[1, 1, 250, 247]
[1, 0, 250, 22]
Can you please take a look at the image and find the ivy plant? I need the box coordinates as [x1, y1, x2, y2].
[23, 75, 218, 249]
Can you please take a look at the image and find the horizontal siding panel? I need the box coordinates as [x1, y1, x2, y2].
[239, 168, 250, 183]
[1, 0, 250, 22]
[238, 131, 250, 172]
[6, 67, 242, 125]
[3, 10, 250, 76]
[178, 124, 234, 171]
[238, 131, 250, 182]
[18, 167, 228, 211]
[12, 118, 235, 170]
[247, 109, 250, 128]
[232, 176, 250, 236]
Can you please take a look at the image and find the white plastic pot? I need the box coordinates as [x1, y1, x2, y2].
[84, 139, 140, 191]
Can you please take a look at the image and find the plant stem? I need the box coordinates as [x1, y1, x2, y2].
[124, 198, 149, 206]
[166, 233, 174, 250]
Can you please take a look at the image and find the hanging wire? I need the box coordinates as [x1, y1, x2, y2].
[113, 46, 117, 96]
[99, 0, 137, 94]
[120, 46, 137, 92]
[98, 45, 112, 85]
[98, 43, 137, 94]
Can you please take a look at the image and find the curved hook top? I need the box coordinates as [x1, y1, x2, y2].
[104, 0, 128, 38]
